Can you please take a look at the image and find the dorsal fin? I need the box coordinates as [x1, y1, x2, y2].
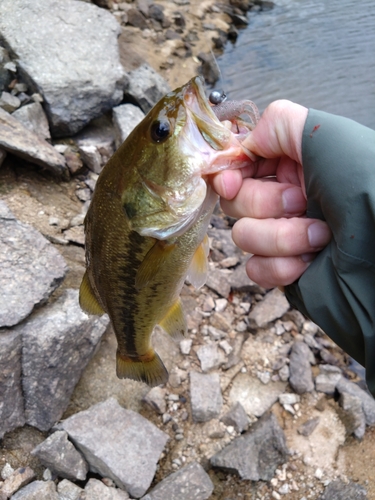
[79, 271, 105, 315]
[135, 240, 177, 290]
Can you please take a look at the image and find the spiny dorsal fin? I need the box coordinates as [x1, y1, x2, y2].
[159, 298, 187, 339]
[79, 271, 105, 316]
[186, 236, 209, 289]
[116, 349, 168, 387]
[135, 240, 177, 290]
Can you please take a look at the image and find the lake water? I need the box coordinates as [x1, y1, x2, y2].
[215, 0, 375, 129]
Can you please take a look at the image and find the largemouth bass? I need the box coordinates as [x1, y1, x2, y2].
[79, 76, 259, 386]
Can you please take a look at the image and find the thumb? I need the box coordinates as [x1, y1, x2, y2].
[243, 100, 308, 164]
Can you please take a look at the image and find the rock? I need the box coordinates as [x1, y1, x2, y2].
[229, 374, 286, 418]
[127, 8, 148, 29]
[143, 386, 167, 414]
[0, 467, 35, 498]
[81, 479, 129, 500]
[125, 63, 170, 114]
[197, 52, 220, 85]
[12, 102, 51, 141]
[31, 431, 88, 481]
[279, 393, 300, 406]
[0, 202, 67, 327]
[0, 108, 67, 176]
[319, 480, 367, 500]
[112, 103, 145, 149]
[179, 338, 192, 355]
[63, 226, 85, 246]
[0, 90, 21, 112]
[0, 0, 127, 137]
[337, 377, 375, 425]
[57, 479, 83, 500]
[339, 392, 366, 439]
[61, 398, 169, 498]
[205, 268, 231, 298]
[196, 343, 226, 372]
[289, 341, 315, 394]
[315, 365, 342, 395]
[210, 412, 288, 480]
[298, 417, 320, 437]
[18, 289, 109, 431]
[0, 330, 25, 438]
[78, 145, 102, 174]
[11, 481, 58, 500]
[1, 463, 14, 480]
[220, 402, 249, 433]
[190, 371, 223, 422]
[141, 462, 213, 500]
[248, 288, 290, 328]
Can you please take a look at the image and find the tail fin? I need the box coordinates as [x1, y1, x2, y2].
[116, 350, 168, 387]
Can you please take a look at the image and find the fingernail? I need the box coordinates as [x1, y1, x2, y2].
[308, 222, 330, 248]
[282, 187, 306, 214]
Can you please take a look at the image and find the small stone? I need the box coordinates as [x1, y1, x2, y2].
[215, 298, 228, 312]
[298, 417, 320, 437]
[278, 364, 290, 382]
[82, 478, 130, 500]
[205, 268, 231, 297]
[279, 393, 300, 406]
[127, 8, 148, 29]
[210, 413, 288, 481]
[196, 343, 226, 372]
[142, 462, 213, 500]
[339, 392, 366, 439]
[219, 340, 233, 356]
[63, 226, 85, 246]
[278, 483, 289, 495]
[209, 312, 232, 333]
[125, 63, 170, 114]
[179, 338, 192, 355]
[4, 61, 17, 72]
[1, 463, 14, 480]
[207, 325, 227, 340]
[57, 479, 83, 500]
[220, 402, 249, 433]
[202, 295, 215, 312]
[315, 366, 341, 395]
[337, 377, 375, 425]
[11, 480, 58, 500]
[112, 103, 145, 149]
[205, 419, 226, 439]
[319, 480, 367, 500]
[258, 371, 271, 385]
[79, 144, 102, 174]
[190, 371, 223, 422]
[12, 101, 51, 140]
[31, 430, 88, 481]
[0, 90, 20, 112]
[76, 187, 91, 202]
[248, 288, 290, 328]
[0, 467, 36, 498]
[143, 386, 167, 414]
[289, 342, 314, 394]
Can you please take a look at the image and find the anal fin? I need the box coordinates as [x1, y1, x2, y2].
[186, 236, 209, 289]
[116, 350, 168, 387]
[79, 271, 105, 316]
[159, 298, 187, 339]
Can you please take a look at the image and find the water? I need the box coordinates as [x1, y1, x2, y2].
[215, 0, 375, 129]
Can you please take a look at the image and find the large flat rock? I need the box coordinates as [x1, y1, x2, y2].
[0, 0, 127, 137]
[61, 398, 169, 498]
[0, 201, 67, 328]
[18, 289, 109, 431]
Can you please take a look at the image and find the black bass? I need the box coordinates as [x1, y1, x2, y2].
[79, 76, 259, 386]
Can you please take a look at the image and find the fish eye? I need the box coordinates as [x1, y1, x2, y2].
[209, 89, 227, 105]
[150, 120, 171, 143]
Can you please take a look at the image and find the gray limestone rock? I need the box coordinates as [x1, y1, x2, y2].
[297, 417, 320, 437]
[19, 289, 109, 431]
[61, 398, 169, 498]
[141, 462, 213, 500]
[196, 343, 226, 372]
[210, 412, 288, 481]
[337, 377, 375, 426]
[248, 288, 290, 328]
[205, 268, 231, 298]
[11, 480, 58, 500]
[57, 479, 83, 500]
[81, 479, 129, 500]
[78, 145, 102, 174]
[31, 431, 88, 481]
[0, 108, 67, 176]
[229, 374, 286, 418]
[0, 201, 67, 328]
[112, 103, 145, 149]
[319, 480, 367, 500]
[0, 329, 25, 438]
[220, 402, 249, 433]
[0, 466, 35, 498]
[289, 341, 315, 394]
[12, 101, 51, 141]
[315, 365, 342, 395]
[125, 63, 170, 113]
[190, 371, 223, 422]
[339, 392, 366, 439]
[143, 386, 167, 415]
[0, 91, 20, 112]
[0, 0, 127, 137]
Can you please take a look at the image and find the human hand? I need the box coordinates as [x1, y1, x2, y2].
[211, 100, 332, 289]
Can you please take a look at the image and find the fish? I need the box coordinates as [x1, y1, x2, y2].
[79, 76, 259, 387]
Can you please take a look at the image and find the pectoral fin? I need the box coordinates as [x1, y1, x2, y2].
[135, 240, 177, 290]
[79, 271, 105, 315]
[186, 235, 209, 289]
[159, 298, 187, 339]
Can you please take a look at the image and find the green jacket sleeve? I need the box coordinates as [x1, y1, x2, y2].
[285, 109, 375, 397]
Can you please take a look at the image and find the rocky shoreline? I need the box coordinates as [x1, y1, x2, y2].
[0, 1, 374, 499]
